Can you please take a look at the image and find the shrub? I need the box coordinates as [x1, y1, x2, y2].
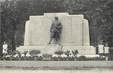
[54, 50, 63, 55]
[42, 54, 52, 61]
[29, 50, 41, 56]
[64, 50, 70, 56]
[78, 56, 86, 61]
[72, 50, 79, 56]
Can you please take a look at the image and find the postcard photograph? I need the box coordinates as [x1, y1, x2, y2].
[0, 0, 113, 73]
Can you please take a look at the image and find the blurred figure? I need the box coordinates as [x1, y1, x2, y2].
[49, 16, 62, 44]
[2, 41, 8, 56]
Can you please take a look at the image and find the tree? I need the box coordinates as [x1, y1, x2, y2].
[0, 0, 31, 51]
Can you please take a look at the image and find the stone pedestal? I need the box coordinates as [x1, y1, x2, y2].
[17, 45, 95, 55]
[17, 13, 96, 55]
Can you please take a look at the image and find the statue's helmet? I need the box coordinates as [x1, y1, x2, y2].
[54, 16, 58, 20]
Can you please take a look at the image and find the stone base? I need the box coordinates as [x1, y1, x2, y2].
[16, 45, 96, 55]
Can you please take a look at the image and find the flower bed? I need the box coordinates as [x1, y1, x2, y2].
[0, 49, 109, 61]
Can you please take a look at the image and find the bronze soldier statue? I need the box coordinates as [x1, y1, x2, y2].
[49, 16, 62, 44]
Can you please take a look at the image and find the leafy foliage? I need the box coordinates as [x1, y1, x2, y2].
[55, 50, 63, 55]
[29, 50, 40, 56]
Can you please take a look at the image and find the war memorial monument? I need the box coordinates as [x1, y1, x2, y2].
[1, 13, 113, 69]
[17, 13, 96, 55]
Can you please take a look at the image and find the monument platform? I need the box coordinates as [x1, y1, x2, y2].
[17, 45, 96, 55]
